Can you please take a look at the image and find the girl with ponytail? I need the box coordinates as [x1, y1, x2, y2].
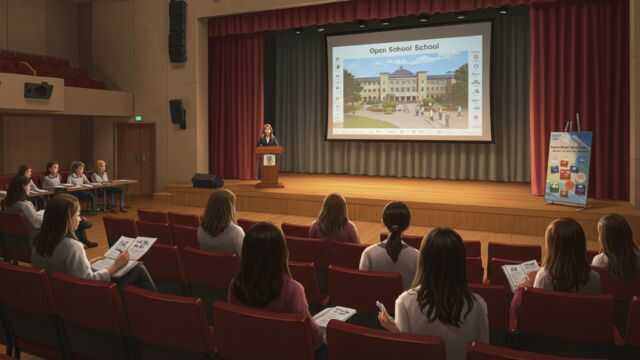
[359, 202, 419, 289]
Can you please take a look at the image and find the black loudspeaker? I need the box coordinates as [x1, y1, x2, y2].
[169, 0, 187, 63]
[169, 99, 186, 129]
[24, 82, 53, 99]
[192, 173, 224, 189]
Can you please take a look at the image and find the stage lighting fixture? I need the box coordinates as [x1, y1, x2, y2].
[455, 12, 466, 20]
[498, 6, 509, 15]
[418, 13, 430, 23]
[294, 28, 302, 34]
[381, 19, 391, 26]
[358, 20, 367, 28]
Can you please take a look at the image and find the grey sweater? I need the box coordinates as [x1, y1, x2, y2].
[42, 174, 62, 188]
[67, 173, 90, 186]
[31, 237, 110, 282]
[359, 239, 419, 290]
[197, 223, 245, 256]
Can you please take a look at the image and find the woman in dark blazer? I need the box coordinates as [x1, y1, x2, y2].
[257, 123, 279, 146]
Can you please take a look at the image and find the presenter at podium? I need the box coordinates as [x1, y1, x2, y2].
[257, 123, 279, 146]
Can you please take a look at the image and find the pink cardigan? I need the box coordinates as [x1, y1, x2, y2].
[309, 220, 360, 243]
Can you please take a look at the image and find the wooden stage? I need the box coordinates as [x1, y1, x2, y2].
[166, 174, 640, 244]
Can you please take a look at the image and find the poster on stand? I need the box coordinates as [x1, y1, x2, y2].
[544, 131, 592, 208]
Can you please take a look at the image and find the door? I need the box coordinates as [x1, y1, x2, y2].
[117, 123, 155, 195]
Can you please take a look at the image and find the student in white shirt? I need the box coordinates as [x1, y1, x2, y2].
[42, 161, 62, 189]
[67, 161, 97, 211]
[359, 201, 419, 290]
[17, 165, 43, 194]
[378, 227, 489, 360]
[92, 160, 126, 213]
[592, 214, 640, 280]
[32, 194, 156, 290]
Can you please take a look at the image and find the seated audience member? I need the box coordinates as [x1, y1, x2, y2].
[198, 189, 244, 255]
[67, 161, 97, 211]
[378, 227, 489, 360]
[32, 194, 156, 290]
[308, 193, 360, 243]
[229, 222, 324, 354]
[92, 160, 127, 213]
[519, 218, 601, 293]
[42, 161, 62, 188]
[592, 214, 640, 280]
[5, 176, 97, 248]
[17, 164, 43, 193]
[359, 201, 419, 289]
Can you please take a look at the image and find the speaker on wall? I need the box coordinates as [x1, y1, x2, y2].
[169, 0, 187, 63]
[24, 82, 54, 99]
[169, 99, 186, 129]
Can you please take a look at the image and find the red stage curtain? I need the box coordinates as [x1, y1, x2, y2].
[208, 0, 554, 37]
[529, 0, 629, 200]
[209, 33, 264, 180]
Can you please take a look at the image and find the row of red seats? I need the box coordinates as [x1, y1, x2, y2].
[0, 50, 105, 89]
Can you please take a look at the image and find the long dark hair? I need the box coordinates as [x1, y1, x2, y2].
[17, 165, 30, 178]
[598, 214, 638, 280]
[5, 176, 30, 208]
[544, 218, 591, 292]
[317, 193, 348, 238]
[33, 194, 80, 257]
[415, 227, 475, 327]
[381, 202, 410, 263]
[201, 189, 236, 237]
[232, 222, 291, 307]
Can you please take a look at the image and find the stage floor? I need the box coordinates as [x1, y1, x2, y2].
[166, 174, 640, 243]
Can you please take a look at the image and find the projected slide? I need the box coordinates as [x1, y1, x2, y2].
[327, 22, 492, 142]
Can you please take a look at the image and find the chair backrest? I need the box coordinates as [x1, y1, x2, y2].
[0, 211, 32, 238]
[236, 218, 258, 233]
[465, 241, 482, 258]
[592, 267, 640, 301]
[138, 209, 169, 224]
[627, 296, 640, 346]
[327, 320, 445, 359]
[141, 244, 187, 295]
[286, 235, 329, 270]
[466, 256, 484, 284]
[50, 273, 129, 359]
[488, 243, 541, 262]
[469, 284, 509, 331]
[168, 212, 200, 228]
[136, 221, 173, 246]
[103, 216, 138, 247]
[468, 342, 590, 360]
[213, 301, 315, 360]
[516, 288, 614, 344]
[289, 261, 325, 307]
[488, 257, 519, 288]
[281, 222, 313, 238]
[0, 211, 33, 263]
[181, 247, 239, 291]
[379, 232, 422, 249]
[329, 241, 367, 269]
[122, 286, 213, 357]
[170, 224, 199, 249]
[328, 265, 403, 314]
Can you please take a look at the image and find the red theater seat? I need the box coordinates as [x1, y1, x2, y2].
[488, 257, 519, 288]
[627, 297, 640, 346]
[466, 256, 484, 284]
[138, 209, 169, 224]
[328, 265, 402, 315]
[168, 212, 200, 228]
[488, 242, 541, 263]
[469, 284, 510, 335]
[141, 244, 187, 296]
[136, 221, 173, 246]
[282, 222, 313, 238]
[237, 218, 259, 233]
[327, 320, 445, 360]
[289, 261, 329, 309]
[286, 235, 329, 271]
[103, 216, 138, 247]
[467, 342, 592, 360]
[0, 211, 34, 263]
[329, 241, 367, 269]
[170, 224, 199, 249]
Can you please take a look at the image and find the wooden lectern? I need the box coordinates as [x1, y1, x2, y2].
[256, 146, 285, 188]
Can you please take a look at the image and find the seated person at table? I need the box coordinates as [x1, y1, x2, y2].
[592, 214, 640, 280]
[67, 161, 97, 211]
[32, 194, 156, 290]
[359, 201, 419, 290]
[229, 222, 324, 354]
[42, 161, 62, 188]
[4, 176, 97, 248]
[92, 160, 127, 213]
[17, 164, 43, 193]
[378, 227, 489, 360]
[309, 193, 360, 243]
[198, 189, 244, 255]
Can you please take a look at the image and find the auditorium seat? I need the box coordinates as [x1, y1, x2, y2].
[141, 244, 187, 296]
[213, 301, 316, 360]
[103, 216, 138, 247]
[237, 218, 259, 233]
[0, 262, 64, 360]
[0, 176, 10, 191]
[379, 232, 422, 249]
[0, 211, 34, 264]
[286, 236, 329, 271]
[327, 320, 445, 359]
[289, 261, 328, 311]
[465, 241, 482, 258]
[138, 209, 169, 224]
[592, 267, 640, 334]
[50, 273, 130, 359]
[136, 221, 173, 246]
[282, 222, 313, 238]
[466, 256, 484, 284]
[513, 288, 618, 358]
[168, 212, 200, 228]
[469, 284, 510, 345]
[329, 241, 368, 269]
[488, 243, 541, 262]
[0, 304, 13, 356]
[627, 297, 640, 347]
[467, 342, 592, 360]
[122, 286, 215, 359]
[181, 247, 239, 318]
[170, 224, 199, 250]
[488, 257, 519, 288]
